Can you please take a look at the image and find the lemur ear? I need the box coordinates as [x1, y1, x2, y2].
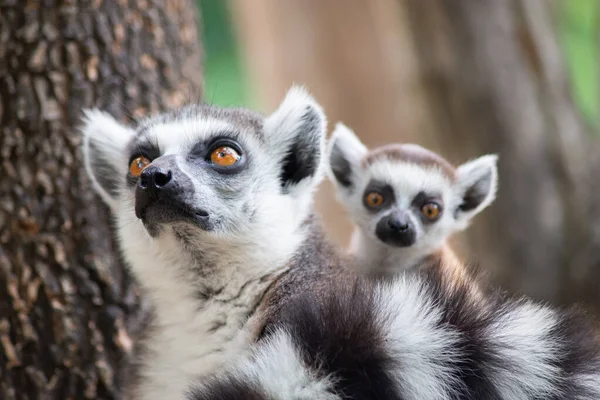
[80, 109, 136, 210]
[454, 154, 499, 223]
[327, 123, 367, 190]
[264, 86, 327, 197]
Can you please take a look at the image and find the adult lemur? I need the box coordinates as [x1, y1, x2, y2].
[82, 87, 600, 399]
[327, 122, 497, 280]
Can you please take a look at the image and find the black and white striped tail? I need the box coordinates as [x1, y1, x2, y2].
[188, 268, 600, 400]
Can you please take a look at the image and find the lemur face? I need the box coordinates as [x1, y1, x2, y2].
[327, 123, 498, 253]
[81, 86, 326, 261]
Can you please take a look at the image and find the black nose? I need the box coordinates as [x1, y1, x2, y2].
[387, 217, 409, 232]
[375, 211, 416, 247]
[139, 166, 173, 195]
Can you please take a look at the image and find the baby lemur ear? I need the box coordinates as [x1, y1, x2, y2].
[454, 154, 499, 223]
[80, 109, 136, 210]
[327, 123, 368, 190]
[264, 86, 327, 197]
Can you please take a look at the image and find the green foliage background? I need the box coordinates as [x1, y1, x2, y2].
[199, 0, 251, 107]
[559, 0, 598, 129]
[198, 0, 598, 130]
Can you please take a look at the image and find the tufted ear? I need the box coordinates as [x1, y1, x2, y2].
[326, 123, 368, 192]
[454, 154, 499, 225]
[264, 86, 327, 199]
[80, 109, 136, 210]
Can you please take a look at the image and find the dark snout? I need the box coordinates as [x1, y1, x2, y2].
[375, 211, 416, 247]
[134, 156, 209, 230]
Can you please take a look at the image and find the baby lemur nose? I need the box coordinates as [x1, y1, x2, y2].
[375, 211, 416, 247]
[139, 166, 173, 195]
[387, 217, 409, 232]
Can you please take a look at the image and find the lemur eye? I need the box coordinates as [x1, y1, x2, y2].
[365, 192, 385, 208]
[210, 146, 240, 167]
[421, 202, 441, 219]
[129, 156, 151, 177]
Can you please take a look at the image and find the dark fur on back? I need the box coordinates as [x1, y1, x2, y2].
[266, 279, 400, 400]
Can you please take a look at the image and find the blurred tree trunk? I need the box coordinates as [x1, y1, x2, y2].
[0, 1, 202, 399]
[231, 0, 600, 310]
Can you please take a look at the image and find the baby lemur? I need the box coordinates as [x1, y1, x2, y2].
[82, 87, 600, 399]
[327, 123, 498, 278]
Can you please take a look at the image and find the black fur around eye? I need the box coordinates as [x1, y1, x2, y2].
[126, 143, 160, 186]
[206, 139, 243, 158]
[412, 191, 444, 222]
[362, 180, 395, 212]
[128, 143, 160, 167]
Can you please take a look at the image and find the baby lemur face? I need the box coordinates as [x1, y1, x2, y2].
[327, 123, 498, 257]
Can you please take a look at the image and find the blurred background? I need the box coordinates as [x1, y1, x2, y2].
[199, 0, 600, 308]
[2, 1, 600, 396]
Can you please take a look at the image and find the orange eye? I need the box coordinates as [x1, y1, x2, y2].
[365, 192, 385, 208]
[210, 146, 241, 167]
[421, 202, 441, 219]
[129, 156, 151, 177]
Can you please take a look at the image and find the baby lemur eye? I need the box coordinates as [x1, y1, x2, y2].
[210, 146, 240, 167]
[129, 156, 151, 177]
[421, 202, 441, 220]
[365, 192, 385, 209]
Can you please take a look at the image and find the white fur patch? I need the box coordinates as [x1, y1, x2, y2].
[116, 211, 259, 400]
[196, 330, 339, 399]
[574, 373, 600, 400]
[484, 301, 561, 398]
[454, 154, 499, 223]
[326, 123, 368, 184]
[80, 109, 135, 209]
[139, 117, 236, 156]
[376, 277, 463, 399]
[264, 85, 327, 205]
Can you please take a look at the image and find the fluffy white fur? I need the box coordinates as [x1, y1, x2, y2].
[485, 302, 561, 398]
[190, 330, 339, 400]
[265, 86, 328, 209]
[376, 277, 463, 399]
[81, 109, 136, 209]
[326, 122, 368, 172]
[81, 86, 327, 400]
[375, 277, 598, 399]
[454, 154, 499, 224]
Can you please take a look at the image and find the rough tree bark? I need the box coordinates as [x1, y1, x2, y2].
[231, 0, 600, 310]
[0, 1, 203, 399]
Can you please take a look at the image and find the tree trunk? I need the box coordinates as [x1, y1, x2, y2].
[0, 1, 203, 399]
[231, 0, 600, 310]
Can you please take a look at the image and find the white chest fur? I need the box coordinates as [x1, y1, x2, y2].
[136, 285, 260, 400]
[118, 222, 286, 400]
